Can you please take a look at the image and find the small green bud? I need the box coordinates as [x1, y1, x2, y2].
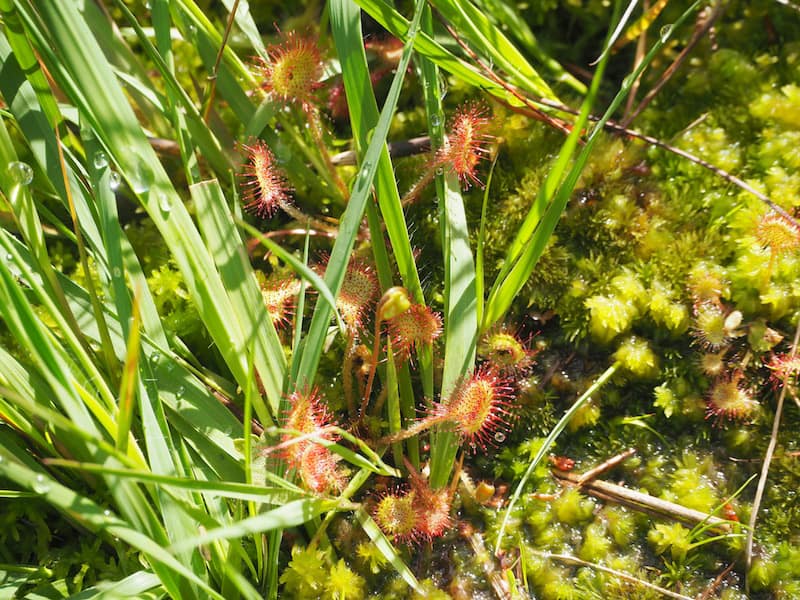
[377, 286, 411, 321]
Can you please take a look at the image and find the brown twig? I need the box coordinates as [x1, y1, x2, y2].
[460, 524, 512, 600]
[331, 136, 432, 166]
[553, 469, 732, 532]
[621, 0, 649, 120]
[696, 562, 735, 600]
[576, 447, 637, 485]
[744, 319, 800, 593]
[526, 97, 800, 230]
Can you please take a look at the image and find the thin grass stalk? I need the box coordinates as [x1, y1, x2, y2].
[496, 361, 620, 552]
[116, 288, 142, 454]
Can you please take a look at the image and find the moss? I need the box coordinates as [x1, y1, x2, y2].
[553, 488, 596, 527]
[578, 521, 613, 562]
[647, 522, 692, 561]
[567, 399, 601, 431]
[614, 336, 659, 379]
[749, 556, 779, 592]
[585, 294, 638, 343]
[602, 506, 637, 548]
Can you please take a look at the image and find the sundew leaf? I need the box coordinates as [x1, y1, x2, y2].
[239, 220, 348, 337]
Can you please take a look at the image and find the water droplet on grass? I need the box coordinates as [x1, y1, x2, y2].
[33, 474, 50, 494]
[430, 114, 441, 127]
[7, 161, 33, 186]
[109, 171, 122, 190]
[157, 193, 172, 213]
[660, 24, 673, 42]
[93, 152, 108, 169]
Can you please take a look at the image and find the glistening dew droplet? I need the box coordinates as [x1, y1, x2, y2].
[494, 431, 506, 443]
[158, 193, 172, 212]
[109, 171, 122, 191]
[93, 151, 108, 169]
[7, 161, 33, 186]
[430, 114, 441, 127]
[33, 474, 51, 494]
[660, 24, 673, 42]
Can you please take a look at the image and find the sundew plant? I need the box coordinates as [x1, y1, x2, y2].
[1, 0, 800, 598]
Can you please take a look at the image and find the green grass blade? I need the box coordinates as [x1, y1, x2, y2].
[350, 0, 529, 107]
[473, 0, 586, 93]
[296, 0, 426, 387]
[191, 179, 286, 420]
[429, 0, 556, 99]
[475, 155, 499, 326]
[116, 291, 142, 454]
[44, 460, 303, 503]
[354, 507, 423, 594]
[414, 8, 478, 487]
[168, 498, 339, 553]
[332, 0, 423, 304]
[481, 0, 701, 332]
[0, 455, 219, 600]
[495, 362, 619, 552]
[23, 1, 286, 419]
[429, 174, 478, 487]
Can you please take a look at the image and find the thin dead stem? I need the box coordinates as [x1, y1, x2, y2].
[202, 0, 240, 123]
[744, 319, 800, 592]
[621, 0, 725, 128]
[532, 550, 694, 600]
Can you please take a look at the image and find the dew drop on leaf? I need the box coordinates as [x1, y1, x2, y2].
[7, 161, 33, 186]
